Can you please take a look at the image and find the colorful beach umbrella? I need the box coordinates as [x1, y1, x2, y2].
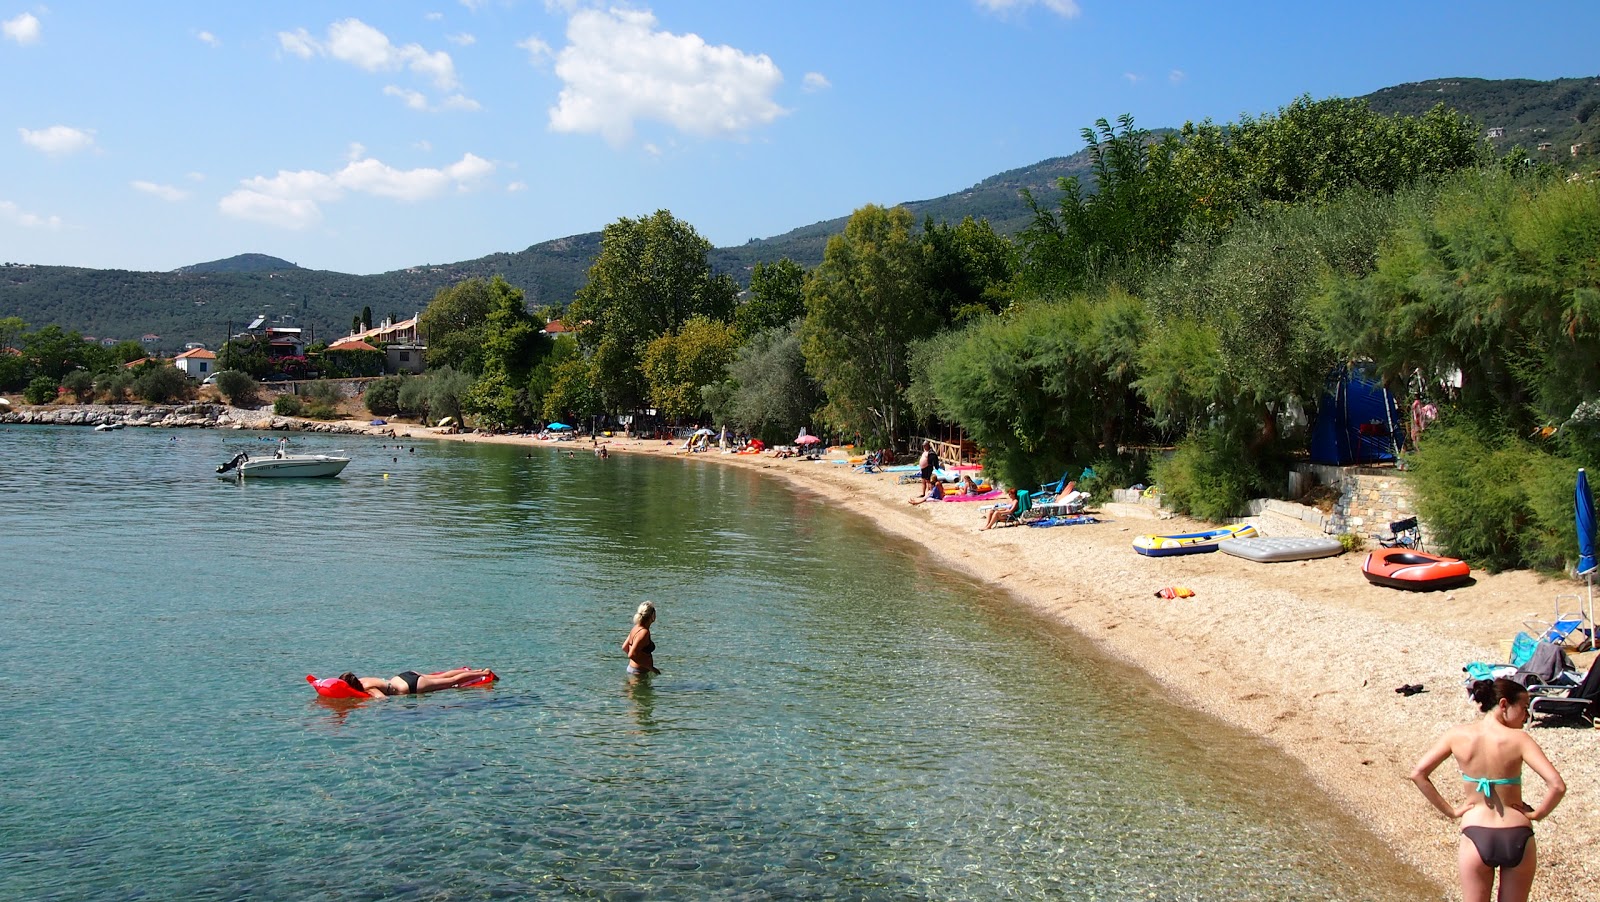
[795, 435, 821, 445]
[547, 422, 572, 431]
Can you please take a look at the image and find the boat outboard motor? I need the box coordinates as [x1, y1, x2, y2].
[217, 451, 249, 473]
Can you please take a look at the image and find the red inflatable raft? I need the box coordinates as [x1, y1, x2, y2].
[1361, 549, 1471, 590]
[306, 669, 497, 699]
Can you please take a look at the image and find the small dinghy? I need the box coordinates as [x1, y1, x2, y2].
[1133, 523, 1259, 557]
[1362, 548, 1471, 590]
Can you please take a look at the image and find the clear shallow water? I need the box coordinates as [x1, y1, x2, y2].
[0, 425, 1434, 900]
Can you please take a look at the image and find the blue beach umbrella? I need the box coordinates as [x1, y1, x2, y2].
[1578, 468, 1596, 576]
[1578, 468, 1596, 645]
[547, 422, 572, 431]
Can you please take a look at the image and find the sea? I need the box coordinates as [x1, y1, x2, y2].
[0, 424, 1436, 900]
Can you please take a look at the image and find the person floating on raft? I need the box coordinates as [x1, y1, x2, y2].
[330, 667, 496, 698]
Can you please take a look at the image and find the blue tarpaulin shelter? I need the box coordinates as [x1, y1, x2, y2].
[1309, 365, 1403, 466]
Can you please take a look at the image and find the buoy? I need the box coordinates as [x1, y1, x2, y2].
[383, 473, 389, 479]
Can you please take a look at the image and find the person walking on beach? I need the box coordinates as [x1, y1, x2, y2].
[1410, 678, 1565, 902]
[623, 601, 661, 678]
[916, 441, 941, 501]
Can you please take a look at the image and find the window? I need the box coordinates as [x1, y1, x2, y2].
[399, 351, 410, 362]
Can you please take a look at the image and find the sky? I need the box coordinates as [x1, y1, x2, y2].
[3, 1, 1599, 276]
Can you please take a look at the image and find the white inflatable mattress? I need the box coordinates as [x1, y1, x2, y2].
[1218, 536, 1344, 563]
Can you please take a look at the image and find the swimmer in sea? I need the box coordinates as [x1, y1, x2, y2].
[337, 667, 494, 698]
[622, 601, 661, 678]
[1410, 677, 1565, 902]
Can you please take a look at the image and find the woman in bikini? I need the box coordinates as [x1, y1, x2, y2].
[338, 667, 494, 698]
[622, 601, 661, 678]
[1410, 677, 1565, 902]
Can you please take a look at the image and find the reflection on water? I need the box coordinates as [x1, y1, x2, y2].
[0, 425, 1435, 900]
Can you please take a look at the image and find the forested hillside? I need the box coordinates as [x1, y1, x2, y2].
[3, 75, 1595, 350]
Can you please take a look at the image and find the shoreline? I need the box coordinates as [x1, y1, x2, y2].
[10, 407, 1596, 897]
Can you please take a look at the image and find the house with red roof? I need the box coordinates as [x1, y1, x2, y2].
[174, 347, 217, 380]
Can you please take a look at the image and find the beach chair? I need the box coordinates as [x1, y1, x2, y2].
[1034, 470, 1073, 501]
[1374, 516, 1422, 551]
[1031, 482, 1087, 519]
[995, 490, 1032, 528]
[1523, 594, 1594, 651]
[1529, 659, 1600, 725]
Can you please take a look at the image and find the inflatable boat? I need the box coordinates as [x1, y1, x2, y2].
[1361, 549, 1471, 590]
[1133, 523, 1259, 557]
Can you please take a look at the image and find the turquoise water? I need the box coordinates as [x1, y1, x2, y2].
[0, 425, 1434, 900]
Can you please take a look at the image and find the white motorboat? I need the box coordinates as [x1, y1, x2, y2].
[94, 422, 125, 431]
[217, 450, 350, 478]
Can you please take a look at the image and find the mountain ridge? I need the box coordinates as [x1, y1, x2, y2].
[5, 75, 1598, 349]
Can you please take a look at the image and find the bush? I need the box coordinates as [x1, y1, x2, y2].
[274, 394, 305, 417]
[131, 365, 190, 404]
[62, 370, 96, 402]
[24, 376, 58, 404]
[297, 380, 341, 419]
[1408, 420, 1579, 572]
[1151, 429, 1277, 521]
[1079, 452, 1151, 500]
[96, 371, 133, 403]
[213, 370, 257, 407]
[364, 376, 405, 416]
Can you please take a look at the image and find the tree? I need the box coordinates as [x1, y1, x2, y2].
[568, 210, 739, 411]
[418, 278, 496, 374]
[214, 370, 258, 407]
[21, 325, 104, 382]
[541, 355, 601, 423]
[734, 258, 806, 339]
[361, 306, 372, 331]
[920, 215, 1017, 325]
[131, 365, 189, 404]
[62, 369, 96, 402]
[217, 334, 271, 377]
[640, 316, 738, 419]
[1016, 115, 1189, 296]
[801, 205, 938, 446]
[724, 322, 818, 443]
[462, 276, 549, 429]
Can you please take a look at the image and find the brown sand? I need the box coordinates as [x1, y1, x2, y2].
[343, 421, 1599, 899]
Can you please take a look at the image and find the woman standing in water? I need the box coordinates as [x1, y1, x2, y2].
[1410, 678, 1565, 902]
[623, 601, 661, 677]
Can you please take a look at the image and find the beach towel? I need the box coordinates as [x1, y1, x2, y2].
[1027, 515, 1100, 527]
[1153, 586, 1196, 599]
[942, 489, 1003, 502]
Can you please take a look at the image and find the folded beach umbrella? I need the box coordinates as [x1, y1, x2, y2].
[1577, 468, 1596, 639]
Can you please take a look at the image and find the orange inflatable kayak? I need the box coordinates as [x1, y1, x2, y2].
[1361, 549, 1471, 590]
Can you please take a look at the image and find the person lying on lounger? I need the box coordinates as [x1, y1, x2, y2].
[337, 667, 495, 698]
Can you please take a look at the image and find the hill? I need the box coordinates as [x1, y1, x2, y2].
[5, 74, 1597, 351]
[1363, 75, 1600, 162]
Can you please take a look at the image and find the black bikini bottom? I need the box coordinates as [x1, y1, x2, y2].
[1462, 825, 1535, 869]
[397, 670, 422, 695]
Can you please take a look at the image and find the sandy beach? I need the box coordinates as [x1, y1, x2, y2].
[333, 419, 1600, 900]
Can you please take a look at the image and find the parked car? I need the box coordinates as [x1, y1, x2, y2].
[201, 374, 218, 386]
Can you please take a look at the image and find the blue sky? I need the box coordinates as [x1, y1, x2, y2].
[3, 1, 1598, 275]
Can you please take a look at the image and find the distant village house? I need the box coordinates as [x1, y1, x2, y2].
[173, 348, 216, 379]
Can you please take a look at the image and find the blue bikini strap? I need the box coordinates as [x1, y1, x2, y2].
[1462, 775, 1521, 797]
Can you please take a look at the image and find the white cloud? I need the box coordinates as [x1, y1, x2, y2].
[384, 84, 482, 112]
[132, 180, 190, 202]
[19, 125, 97, 156]
[2, 12, 40, 45]
[1169, 69, 1186, 85]
[425, 12, 444, 22]
[547, 8, 786, 144]
[642, 142, 661, 157]
[196, 30, 220, 47]
[414, 139, 433, 152]
[384, 85, 431, 111]
[186, 171, 206, 182]
[0, 199, 62, 230]
[517, 35, 552, 65]
[802, 72, 830, 93]
[1123, 72, 1141, 84]
[974, 0, 1081, 19]
[278, 27, 318, 59]
[219, 152, 496, 229]
[506, 181, 527, 192]
[459, 0, 490, 10]
[447, 32, 476, 47]
[326, 18, 460, 89]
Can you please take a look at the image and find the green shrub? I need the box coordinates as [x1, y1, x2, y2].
[301, 379, 341, 405]
[62, 370, 96, 402]
[95, 371, 133, 403]
[1337, 532, 1366, 553]
[213, 370, 257, 407]
[24, 376, 58, 404]
[364, 376, 404, 416]
[274, 394, 305, 416]
[131, 365, 189, 404]
[1407, 419, 1580, 572]
[1079, 452, 1151, 500]
[1151, 429, 1276, 521]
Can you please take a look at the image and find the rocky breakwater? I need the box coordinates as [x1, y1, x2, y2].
[0, 403, 376, 435]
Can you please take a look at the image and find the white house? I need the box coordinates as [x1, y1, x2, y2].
[174, 348, 217, 379]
